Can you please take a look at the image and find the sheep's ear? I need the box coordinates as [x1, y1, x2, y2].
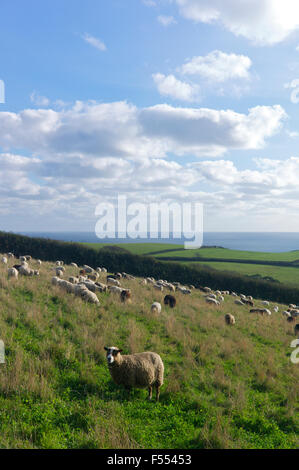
[104, 347, 108, 351]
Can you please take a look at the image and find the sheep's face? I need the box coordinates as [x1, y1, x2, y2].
[104, 346, 122, 365]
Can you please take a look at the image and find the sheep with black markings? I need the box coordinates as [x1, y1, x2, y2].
[104, 346, 164, 401]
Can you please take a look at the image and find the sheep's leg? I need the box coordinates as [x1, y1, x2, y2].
[156, 385, 160, 402]
[147, 386, 152, 400]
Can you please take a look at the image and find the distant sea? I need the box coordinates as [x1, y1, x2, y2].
[17, 232, 299, 253]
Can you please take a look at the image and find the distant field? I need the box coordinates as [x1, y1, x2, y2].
[83, 243, 299, 262]
[83, 242, 299, 286]
[183, 261, 299, 286]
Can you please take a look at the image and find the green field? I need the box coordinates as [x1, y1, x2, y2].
[83, 243, 299, 286]
[0, 257, 298, 449]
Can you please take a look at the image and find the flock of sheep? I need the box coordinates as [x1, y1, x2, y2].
[1, 251, 299, 401]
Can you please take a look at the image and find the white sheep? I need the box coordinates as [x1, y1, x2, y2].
[151, 302, 161, 314]
[104, 346, 164, 401]
[8, 267, 18, 279]
[1, 256, 8, 265]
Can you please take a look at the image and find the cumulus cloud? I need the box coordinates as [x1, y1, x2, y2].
[82, 33, 107, 51]
[180, 50, 252, 82]
[157, 15, 177, 26]
[0, 100, 289, 230]
[174, 0, 299, 45]
[139, 103, 287, 156]
[152, 73, 200, 102]
[0, 101, 286, 160]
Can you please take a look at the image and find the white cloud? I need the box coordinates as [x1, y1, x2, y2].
[152, 73, 200, 102]
[140, 103, 286, 156]
[30, 91, 50, 107]
[157, 15, 177, 26]
[180, 50, 252, 82]
[82, 33, 107, 51]
[0, 101, 286, 160]
[174, 0, 299, 45]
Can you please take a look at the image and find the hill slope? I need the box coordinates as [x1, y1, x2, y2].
[0, 256, 298, 449]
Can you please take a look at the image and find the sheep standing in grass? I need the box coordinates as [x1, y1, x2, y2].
[225, 314, 235, 325]
[164, 295, 176, 308]
[104, 346, 164, 401]
[151, 302, 161, 314]
[8, 267, 18, 279]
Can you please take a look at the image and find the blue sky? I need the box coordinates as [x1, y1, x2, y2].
[1, 0, 299, 232]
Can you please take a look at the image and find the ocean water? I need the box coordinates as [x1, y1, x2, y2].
[18, 231, 299, 253]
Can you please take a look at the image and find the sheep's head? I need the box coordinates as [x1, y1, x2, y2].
[104, 346, 123, 365]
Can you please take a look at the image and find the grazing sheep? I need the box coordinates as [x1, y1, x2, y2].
[80, 289, 100, 304]
[261, 301, 270, 306]
[108, 285, 123, 294]
[55, 269, 63, 278]
[234, 299, 244, 306]
[69, 276, 79, 284]
[225, 314, 235, 325]
[153, 284, 163, 291]
[56, 261, 64, 266]
[120, 289, 131, 303]
[70, 263, 78, 268]
[104, 346, 164, 401]
[19, 266, 34, 276]
[283, 310, 291, 318]
[164, 294, 176, 308]
[83, 265, 94, 274]
[294, 324, 299, 337]
[7, 267, 18, 279]
[1, 256, 8, 265]
[151, 302, 161, 314]
[37, 260, 42, 266]
[250, 308, 271, 316]
[243, 299, 254, 306]
[206, 297, 220, 306]
[107, 277, 121, 287]
[88, 273, 99, 282]
[273, 306, 279, 313]
[7, 252, 14, 258]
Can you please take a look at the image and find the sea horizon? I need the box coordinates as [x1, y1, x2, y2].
[14, 231, 299, 253]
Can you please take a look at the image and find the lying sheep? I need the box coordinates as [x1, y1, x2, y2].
[225, 314, 235, 325]
[164, 295, 176, 308]
[151, 302, 161, 314]
[104, 346, 164, 401]
[8, 267, 18, 279]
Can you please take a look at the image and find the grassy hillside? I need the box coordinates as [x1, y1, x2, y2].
[0, 255, 298, 449]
